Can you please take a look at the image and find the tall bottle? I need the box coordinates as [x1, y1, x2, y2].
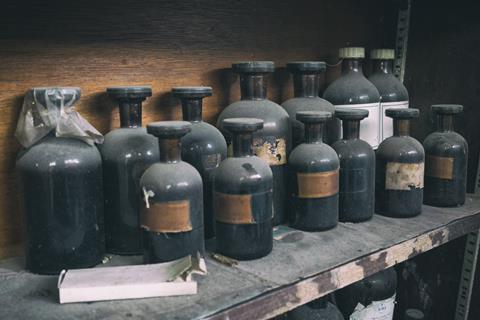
[217, 61, 290, 225]
[288, 296, 344, 320]
[16, 87, 103, 274]
[376, 108, 424, 217]
[288, 111, 339, 231]
[213, 118, 273, 260]
[172, 87, 227, 239]
[323, 47, 381, 148]
[368, 49, 409, 141]
[336, 268, 397, 320]
[282, 61, 338, 147]
[140, 121, 204, 263]
[423, 104, 467, 207]
[332, 108, 375, 222]
[101, 86, 159, 255]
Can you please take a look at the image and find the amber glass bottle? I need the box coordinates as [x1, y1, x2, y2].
[424, 104, 467, 207]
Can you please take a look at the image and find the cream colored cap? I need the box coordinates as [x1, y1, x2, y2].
[339, 47, 365, 59]
[370, 49, 395, 60]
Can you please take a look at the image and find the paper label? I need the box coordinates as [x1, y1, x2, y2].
[140, 200, 192, 233]
[297, 169, 339, 198]
[425, 155, 454, 180]
[385, 162, 424, 190]
[381, 101, 409, 140]
[214, 192, 254, 224]
[350, 295, 396, 320]
[335, 103, 380, 149]
[252, 136, 287, 166]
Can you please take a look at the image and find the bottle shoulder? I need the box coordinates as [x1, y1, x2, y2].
[368, 73, 409, 102]
[281, 97, 335, 117]
[141, 161, 202, 187]
[289, 143, 339, 170]
[377, 136, 425, 161]
[182, 122, 228, 152]
[17, 137, 102, 171]
[101, 127, 159, 161]
[332, 139, 375, 163]
[218, 99, 289, 122]
[214, 156, 273, 190]
[423, 131, 468, 155]
[323, 73, 381, 105]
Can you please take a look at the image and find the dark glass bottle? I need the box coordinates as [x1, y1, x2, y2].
[288, 296, 344, 320]
[282, 61, 338, 147]
[100, 86, 159, 255]
[336, 268, 397, 319]
[217, 61, 290, 226]
[139, 121, 204, 263]
[423, 104, 467, 207]
[323, 47, 381, 149]
[288, 111, 339, 231]
[376, 108, 424, 217]
[172, 87, 227, 239]
[213, 118, 273, 260]
[16, 87, 103, 275]
[332, 108, 375, 222]
[368, 49, 409, 141]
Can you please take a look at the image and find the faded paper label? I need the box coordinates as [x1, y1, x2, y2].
[214, 192, 254, 224]
[297, 169, 339, 198]
[141, 200, 192, 233]
[385, 162, 424, 191]
[253, 137, 287, 166]
[425, 155, 454, 180]
[335, 102, 380, 149]
[381, 101, 409, 140]
[350, 295, 395, 320]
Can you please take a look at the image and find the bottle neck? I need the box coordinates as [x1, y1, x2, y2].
[372, 60, 393, 74]
[341, 58, 363, 75]
[293, 73, 320, 98]
[181, 98, 203, 122]
[119, 100, 142, 128]
[240, 74, 267, 100]
[393, 119, 410, 136]
[342, 120, 360, 139]
[159, 138, 182, 163]
[436, 114, 454, 132]
[304, 123, 324, 143]
[232, 133, 254, 157]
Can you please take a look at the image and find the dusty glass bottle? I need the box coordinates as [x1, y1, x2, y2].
[16, 87, 103, 275]
[288, 111, 339, 231]
[282, 61, 338, 147]
[101, 86, 158, 255]
[288, 296, 344, 320]
[172, 87, 227, 239]
[424, 104, 467, 207]
[217, 61, 290, 226]
[376, 108, 424, 217]
[332, 108, 375, 222]
[368, 49, 409, 141]
[139, 121, 204, 263]
[323, 47, 381, 148]
[336, 268, 397, 320]
[213, 118, 273, 260]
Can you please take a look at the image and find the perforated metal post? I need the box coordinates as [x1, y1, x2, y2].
[394, 0, 411, 83]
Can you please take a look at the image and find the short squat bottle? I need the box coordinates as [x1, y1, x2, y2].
[140, 121, 204, 263]
[213, 118, 273, 260]
[376, 109, 424, 217]
[336, 268, 397, 320]
[217, 61, 290, 225]
[101, 86, 159, 255]
[288, 296, 344, 320]
[332, 108, 375, 222]
[423, 104, 467, 207]
[288, 111, 339, 231]
[16, 87, 103, 274]
[324, 47, 381, 148]
[172, 87, 227, 239]
[282, 61, 338, 147]
[368, 49, 409, 141]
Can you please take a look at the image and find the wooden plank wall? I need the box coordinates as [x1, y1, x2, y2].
[0, 0, 396, 258]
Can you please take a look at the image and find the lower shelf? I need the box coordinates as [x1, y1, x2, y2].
[1, 196, 480, 320]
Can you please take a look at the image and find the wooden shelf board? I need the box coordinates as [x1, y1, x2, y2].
[1, 195, 480, 320]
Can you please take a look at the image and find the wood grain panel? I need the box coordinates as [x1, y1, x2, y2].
[0, 0, 395, 258]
